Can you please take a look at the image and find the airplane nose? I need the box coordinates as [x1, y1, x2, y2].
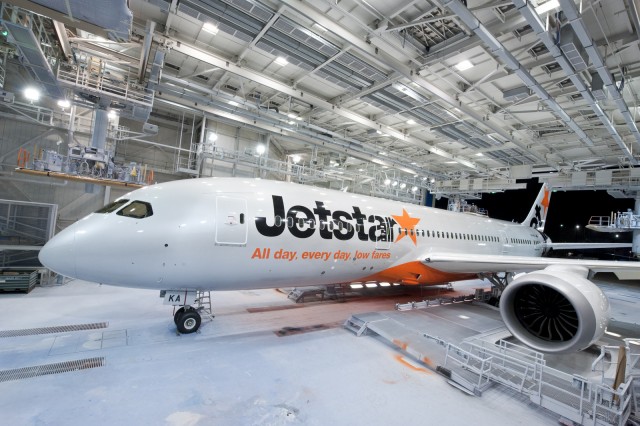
[39, 229, 76, 278]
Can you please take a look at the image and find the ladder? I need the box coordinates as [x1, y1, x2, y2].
[195, 291, 215, 321]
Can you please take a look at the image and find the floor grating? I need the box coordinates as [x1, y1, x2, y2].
[0, 322, 108, 338]
[0, 357, 105, 383]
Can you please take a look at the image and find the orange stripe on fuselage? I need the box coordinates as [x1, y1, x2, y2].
[358, 261, 475, 285]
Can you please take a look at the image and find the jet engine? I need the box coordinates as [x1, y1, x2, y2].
[499, 265, 609, 354]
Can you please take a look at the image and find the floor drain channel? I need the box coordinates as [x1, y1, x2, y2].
[0, 322, 108, 338]
[0, 357, 105, 383]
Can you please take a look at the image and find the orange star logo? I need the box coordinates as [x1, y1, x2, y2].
[392, 209, 421, 245]
[540, 186, 550, 216]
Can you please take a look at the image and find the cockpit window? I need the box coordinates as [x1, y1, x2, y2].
[96, 199, 130, 213]
[116, 201, 153, 219]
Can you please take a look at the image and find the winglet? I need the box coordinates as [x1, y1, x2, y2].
[522, 184, 551, 231]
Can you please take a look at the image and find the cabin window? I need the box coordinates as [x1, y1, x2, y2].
[275, 216, 283, 227]
[96, 199, 129, 213]
[116, 201, 153, 219]
[287, 217, 294, 228]
[298, 218, 305, 228]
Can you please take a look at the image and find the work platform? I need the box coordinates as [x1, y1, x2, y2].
[345, 300, 638, 426]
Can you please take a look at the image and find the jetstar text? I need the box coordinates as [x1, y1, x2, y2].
[255, 195, 395, 241]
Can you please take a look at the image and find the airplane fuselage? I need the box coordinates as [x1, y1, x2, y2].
[40, 178, 546, 291]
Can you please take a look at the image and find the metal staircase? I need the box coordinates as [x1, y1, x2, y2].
[194, 291, 215, 321]
[345, 309, 634, 425]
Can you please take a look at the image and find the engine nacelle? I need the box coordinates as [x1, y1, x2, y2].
[499, 266, 609, 354]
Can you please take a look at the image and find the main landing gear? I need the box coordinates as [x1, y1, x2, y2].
[161, 290, 214, 334]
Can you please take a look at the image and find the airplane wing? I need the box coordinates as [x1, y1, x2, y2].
[547, 242, 632, 250]
[423, 253, 640, 278]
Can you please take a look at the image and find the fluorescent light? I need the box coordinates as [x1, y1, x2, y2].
[312, 23, 327, 32]
[350, 283, 363, 289]
[256, 144, 266, 155]
[445, 161, 457, 164]
[455, 60, 473, 71]
[24, 87, 40, 102]
[203, 22, 219, 35]
[458, 315, 470, 320]
[406, 119, 416, 125]
[287, 113, 297, 119]
[376, 130, 382, 134]
[476, 152, 484, 157]
[378, 151, 386, 155]
[274, 56, 288, 66]
[379, 282, 390, 287]
[365, 283, 378, 288]
[535, 0, 559, 15]
[57, 99, 70, 108]
[228, 100, 239, 107]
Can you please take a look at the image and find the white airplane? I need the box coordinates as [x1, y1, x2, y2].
[39, 178, 638, 353]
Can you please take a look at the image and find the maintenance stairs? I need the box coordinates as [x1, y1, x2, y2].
[195, 291, 215, 321]
[345, 310, 635, 426]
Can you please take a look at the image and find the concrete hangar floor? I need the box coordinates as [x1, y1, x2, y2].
[0, 276, 638, 425]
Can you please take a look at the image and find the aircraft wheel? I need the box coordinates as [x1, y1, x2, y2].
[173, 307, 186, 325]
[177, 310, 201, 334]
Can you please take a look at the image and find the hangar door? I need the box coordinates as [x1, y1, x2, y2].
[215, 196, 248, 246]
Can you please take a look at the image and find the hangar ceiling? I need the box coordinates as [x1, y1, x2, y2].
[2, 0, 640, 199]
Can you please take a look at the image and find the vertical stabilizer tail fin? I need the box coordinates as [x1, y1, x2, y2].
[522, 184, 551, 231]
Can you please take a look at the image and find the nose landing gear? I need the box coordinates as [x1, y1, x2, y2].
[173, 307, 202, 334]
[162, 290, 214, 334]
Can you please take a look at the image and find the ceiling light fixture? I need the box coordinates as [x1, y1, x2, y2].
[208, 133, 218, 142]
[455, 60, 473, 71]
[535, 0, 559, 15]
[57, 99, 70, 108]
[256, 144, 266, 155]
[203, 22, 219, 35]
[406, 119, 416, 125]
[291, 155, 301, 164]
[274, 56, 288, 66]
[24, 87, 40, 102]
[384, 179, 391, 186]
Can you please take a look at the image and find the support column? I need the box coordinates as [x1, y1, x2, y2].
[633, 196, 640, 257]
[90, 108, 109, 151]
[86, 108, 109, 193]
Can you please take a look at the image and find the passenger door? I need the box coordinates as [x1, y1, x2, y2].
[215, 196, 248, 246]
